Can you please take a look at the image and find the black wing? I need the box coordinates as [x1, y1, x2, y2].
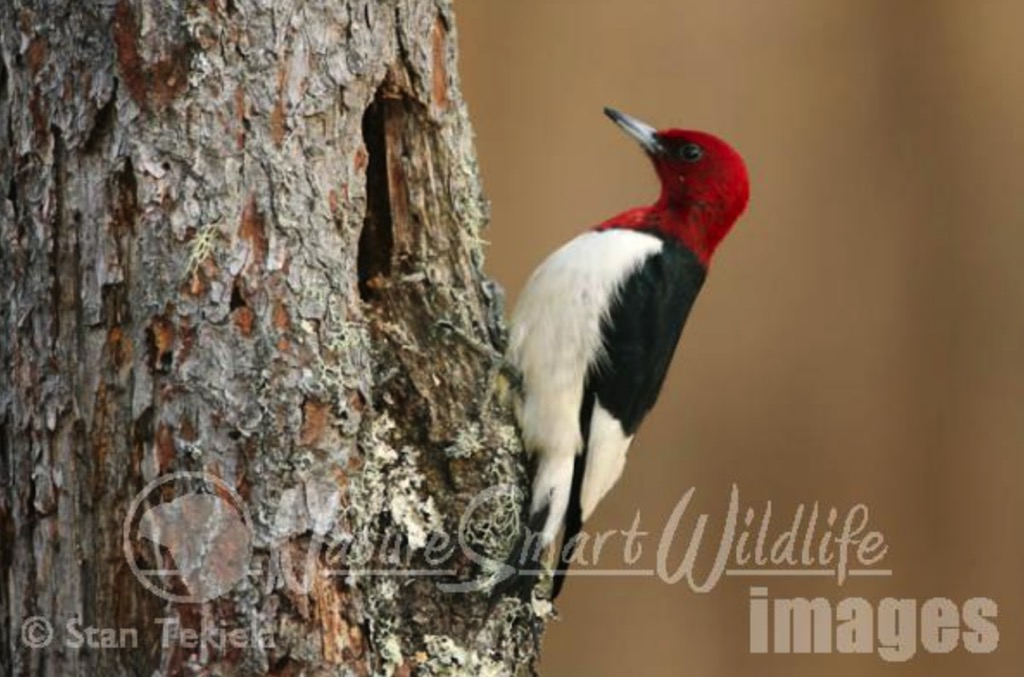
[553, 239, 706, 599]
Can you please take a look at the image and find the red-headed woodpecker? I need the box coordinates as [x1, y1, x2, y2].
[496, 108, 750, 602]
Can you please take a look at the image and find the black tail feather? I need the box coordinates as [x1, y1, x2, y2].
[550, 390, 594, 599]
[551, 449, 587, 600]
[491, 390, 596, 604]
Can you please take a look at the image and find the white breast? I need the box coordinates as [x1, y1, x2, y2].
[508, 229, 663, 540]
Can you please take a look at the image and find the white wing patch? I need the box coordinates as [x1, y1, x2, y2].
[580, 400, 634, 522]
[508, 229, 662, 541]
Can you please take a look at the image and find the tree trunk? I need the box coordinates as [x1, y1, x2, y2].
[0, 1, 541, 674]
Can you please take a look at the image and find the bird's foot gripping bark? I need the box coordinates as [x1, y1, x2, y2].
[436, 319, 524, 396]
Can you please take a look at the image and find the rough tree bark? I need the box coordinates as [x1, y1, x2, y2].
[1, 1, 543, 674]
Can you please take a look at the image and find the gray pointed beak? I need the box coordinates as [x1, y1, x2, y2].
[604, 107, 663, 155]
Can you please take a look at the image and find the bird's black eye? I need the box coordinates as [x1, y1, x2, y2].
[680, 143, 704, 162]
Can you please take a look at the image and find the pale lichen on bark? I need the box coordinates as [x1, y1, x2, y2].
[1, 0, 543, 675]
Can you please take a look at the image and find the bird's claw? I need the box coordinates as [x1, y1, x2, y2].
[436, 318, 523, 395]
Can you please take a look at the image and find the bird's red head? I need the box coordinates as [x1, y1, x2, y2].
[601, 108, 750, 265]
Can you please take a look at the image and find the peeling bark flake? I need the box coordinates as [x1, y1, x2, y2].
[111, 0, 148, 105]
[111, 0, 189, 110]
[147, 314, 176, 372]
[26, 36, 48, 77]
[239, 194, 268, 268]
[431, 17, 449, 109]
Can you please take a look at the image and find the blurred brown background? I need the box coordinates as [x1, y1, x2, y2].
[458, 1, 1024, 675]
